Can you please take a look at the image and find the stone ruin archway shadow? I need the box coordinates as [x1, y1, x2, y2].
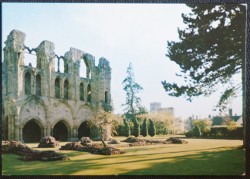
[78, 120, 92, 140]
[23, 119, 44, 143]
[53, 120, 70, 141]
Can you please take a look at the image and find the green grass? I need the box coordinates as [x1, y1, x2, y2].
[2, 137, 244, 176]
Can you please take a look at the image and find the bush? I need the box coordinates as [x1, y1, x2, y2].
[141, 118, 148, 137]
[124, 119, 131, 137]
[148, 119, 156, 137]
[193, 126, 201, 137]
[185, 126, 201, 138]
[133, 118, 140, 137]
[210, 126, 243, 138]
[154, 121, 168, 135]
[185, 130, 194, 137]
[123, 136, 140, 143]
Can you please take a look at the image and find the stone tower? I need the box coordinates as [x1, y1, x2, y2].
[2, 30, 112, 142]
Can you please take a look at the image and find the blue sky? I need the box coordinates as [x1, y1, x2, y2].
[2, 3, 242, 119]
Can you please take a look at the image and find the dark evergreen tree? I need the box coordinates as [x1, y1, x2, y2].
[124, 119, 131, 137]
[148, 119, 156, 137]
[162, 4, 246, 112]
[193, 125, 202, 137]
[133, 118, 140, 137]
[122, 63, 143, 121]
[141, 118, 148, 137]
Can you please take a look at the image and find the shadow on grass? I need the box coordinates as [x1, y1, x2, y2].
[122, 147, 245, 175]
[2, 146, 244, 175]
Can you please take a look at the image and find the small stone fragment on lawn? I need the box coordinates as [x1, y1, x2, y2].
[165, 137, 188, 144]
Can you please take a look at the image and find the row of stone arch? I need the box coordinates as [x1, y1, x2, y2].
[55, 77, 91, 102]
[10, 118, 92, 143]
[24, 71, 41, 96]
[24, 49, 91, 79]
[24, 70, 92, 101]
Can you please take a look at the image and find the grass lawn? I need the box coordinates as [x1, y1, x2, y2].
[2, 136, 245, 176]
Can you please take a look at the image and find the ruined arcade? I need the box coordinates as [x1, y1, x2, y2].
[2, 30, 112, 142]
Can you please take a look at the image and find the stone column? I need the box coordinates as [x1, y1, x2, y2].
[3, 30, 26, 98]
[103, 123, 112, 141]
[36, 41, 55, 98]
[46, 127, 51, 136]
[19, 127, 24, 142]
[14, 115, 20, 140]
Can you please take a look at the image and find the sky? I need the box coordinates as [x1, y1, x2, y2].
[2, 3, 242, 119]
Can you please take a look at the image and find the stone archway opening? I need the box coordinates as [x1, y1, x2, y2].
[3, 116, 9, 140]
[23, 119, 43, 143]
[53, 121, 69, 141]
[78, 121, 92, 140]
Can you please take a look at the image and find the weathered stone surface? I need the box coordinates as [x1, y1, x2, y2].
[80, 137, 92, 147]
[128, 141, 147, 147]
[2, 30, 112, 142]
[108, 139, 121, 144]
[122, 136, 141, 143]
[60, 142, 83, 150]
[165, 137, 188, 144]
[2, 140, 69, 161]
[60, 142, 124, 155]
[95, 147, 125, 155]
[38, 136, 59, 148]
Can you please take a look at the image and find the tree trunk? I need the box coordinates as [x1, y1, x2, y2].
[99, 124, 107, 148]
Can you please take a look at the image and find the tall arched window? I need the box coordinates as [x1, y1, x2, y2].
[105, 91, 108, 103]
[36, 74, 41, 96]
[80, 83, 84, 101]
[64, 79, 69, 99]
[87, 84, 91, 102]
[55, 77, 60, 98]
[25, 72, 31, 95]
[79, 60, 87, 78]
[64, 62, 69, 73]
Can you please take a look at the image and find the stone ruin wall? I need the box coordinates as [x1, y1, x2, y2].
[2, 29, 112, 142]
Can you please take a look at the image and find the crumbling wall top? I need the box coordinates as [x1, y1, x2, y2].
[36, 40, 55, 59]
[98, 57, 110, 68]
[4, 29, 26, 52]
[83, 53, 95, 68]
[64, 47, 85, 62]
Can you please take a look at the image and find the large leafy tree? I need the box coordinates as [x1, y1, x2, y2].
[162, 4, 246, 112]
[122, 63, 143, 121]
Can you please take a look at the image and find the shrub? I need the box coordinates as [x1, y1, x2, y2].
[193, 126, 201, 137]
[133, 118, 140, 137]
[148, 119, 156, 137]
[123, 136, 140, 143]
[185, 130, 194, 137]
[124, 119, 131, 137]
[141, 118, 148, 137]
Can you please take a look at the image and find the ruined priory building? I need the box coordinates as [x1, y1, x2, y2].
[2, 30, 112, 142]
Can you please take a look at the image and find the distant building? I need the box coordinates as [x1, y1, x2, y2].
[211, 108, 241, 126]
[173, 117, 184, 134]
[157, 107, 175, 119]
[150, 102, 161, 113]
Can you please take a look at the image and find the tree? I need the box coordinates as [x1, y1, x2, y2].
[141, 118, 148, 137]
[227, 121, 237, 131]
[162, 4, 246, 112]
[148, 119, 156, 137]
[122, 63, 143, 121]
[192, 119, 212, 136]
[193, 125, 202, 137]
[133, 118, 140, 137]
[123, 119, 131, 137]
[92, 110, 117, 147]
[138, 111, 174, 134]
[192, 119, 212, 132]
